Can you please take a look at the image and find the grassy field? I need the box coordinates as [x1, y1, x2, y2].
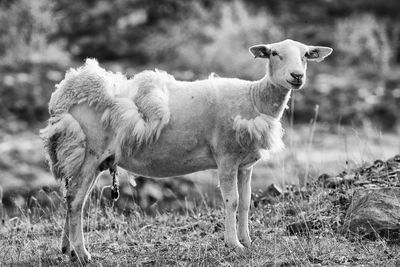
[0, 124, 399, 266]
[1, 191, 400, 266]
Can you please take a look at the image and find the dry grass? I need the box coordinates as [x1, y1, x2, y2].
[1, 192, 400, 267]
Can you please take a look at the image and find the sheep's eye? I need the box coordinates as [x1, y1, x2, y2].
[304, 52, 310, 58]
[271, 51, 279, 57]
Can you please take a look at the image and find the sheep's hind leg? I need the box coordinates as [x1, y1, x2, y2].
[237, 167, 252, 247]
[61, 210, 70, 254]
[61, 165, 100, 256]
[217, 158, 244, 250]
[67, 157, 99, 264]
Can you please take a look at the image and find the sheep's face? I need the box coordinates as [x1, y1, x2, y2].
[249, 39, 332, 90]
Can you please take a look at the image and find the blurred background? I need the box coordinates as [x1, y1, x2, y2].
[0, 0, 399, 213]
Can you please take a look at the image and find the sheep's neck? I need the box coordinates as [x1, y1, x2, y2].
[251, 76, 291, 119]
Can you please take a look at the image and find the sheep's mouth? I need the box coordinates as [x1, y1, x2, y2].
[287, 80, 303, 89]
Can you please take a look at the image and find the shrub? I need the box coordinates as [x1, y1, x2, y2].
[334, 14, 392, 74]
[140, 1, 284, 80]
[0, 0, 69, 65]
[200, 1, 284, 79]
[0, 0, 70, 128]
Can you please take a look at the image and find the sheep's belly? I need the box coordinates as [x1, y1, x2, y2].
[119, 149, 217, 178]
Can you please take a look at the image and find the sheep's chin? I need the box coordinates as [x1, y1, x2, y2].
[286, 81, 304, 90]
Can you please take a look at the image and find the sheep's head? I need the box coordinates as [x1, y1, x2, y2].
[249, 39, 332, 90]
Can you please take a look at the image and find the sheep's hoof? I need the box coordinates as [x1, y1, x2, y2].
[239, 237, 252, 248]
[70, 247, 91, 264]
[235, 243, 246, 253]
[61, 246, 69, 254]
[225, 240, 246, 253]
[238, 232, 252, 248]
[61, 235, 70, 254]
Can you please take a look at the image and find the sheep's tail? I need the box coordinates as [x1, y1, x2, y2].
[40, 113, 86, 181]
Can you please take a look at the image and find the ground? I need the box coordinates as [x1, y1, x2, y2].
[1, 195, 400, 267]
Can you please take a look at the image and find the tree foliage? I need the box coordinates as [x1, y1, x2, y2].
[1, 0, 400, 130]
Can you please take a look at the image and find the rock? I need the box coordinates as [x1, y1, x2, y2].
[341, 187, 400, 241]
[266, 183, 283, 197]
[252, 183, 283, 206]
[324, 176, 343, 188]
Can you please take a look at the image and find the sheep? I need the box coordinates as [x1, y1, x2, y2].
[40, 39, 332, 263]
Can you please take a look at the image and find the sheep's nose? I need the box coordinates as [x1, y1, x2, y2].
[290, 72, 304, 80]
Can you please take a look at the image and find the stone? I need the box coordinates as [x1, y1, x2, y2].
[266, 183, 283, 197]
[341, 187, 400, 240]
[252, 183, 283, 207]
[324, 176, 343, 188]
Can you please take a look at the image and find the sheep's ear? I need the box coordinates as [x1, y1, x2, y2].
[249, 45, 271, 59]
[306, 46, 333, 62]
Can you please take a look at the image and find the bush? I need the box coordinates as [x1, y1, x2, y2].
[293, 66, 400, 130]
[200, 1, 284, 79]
[140, 1, 284, 80]
[0, 63, 67, 129]
[0, 0, 70, 129]
[334, 14, 392, 74]
[0, 0, 69, 65]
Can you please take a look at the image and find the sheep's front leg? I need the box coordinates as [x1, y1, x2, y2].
[218, 158, 244, 250]
[238, 167, 252, 247]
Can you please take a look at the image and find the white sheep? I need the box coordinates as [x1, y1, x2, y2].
[40, 39, 332, 263]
